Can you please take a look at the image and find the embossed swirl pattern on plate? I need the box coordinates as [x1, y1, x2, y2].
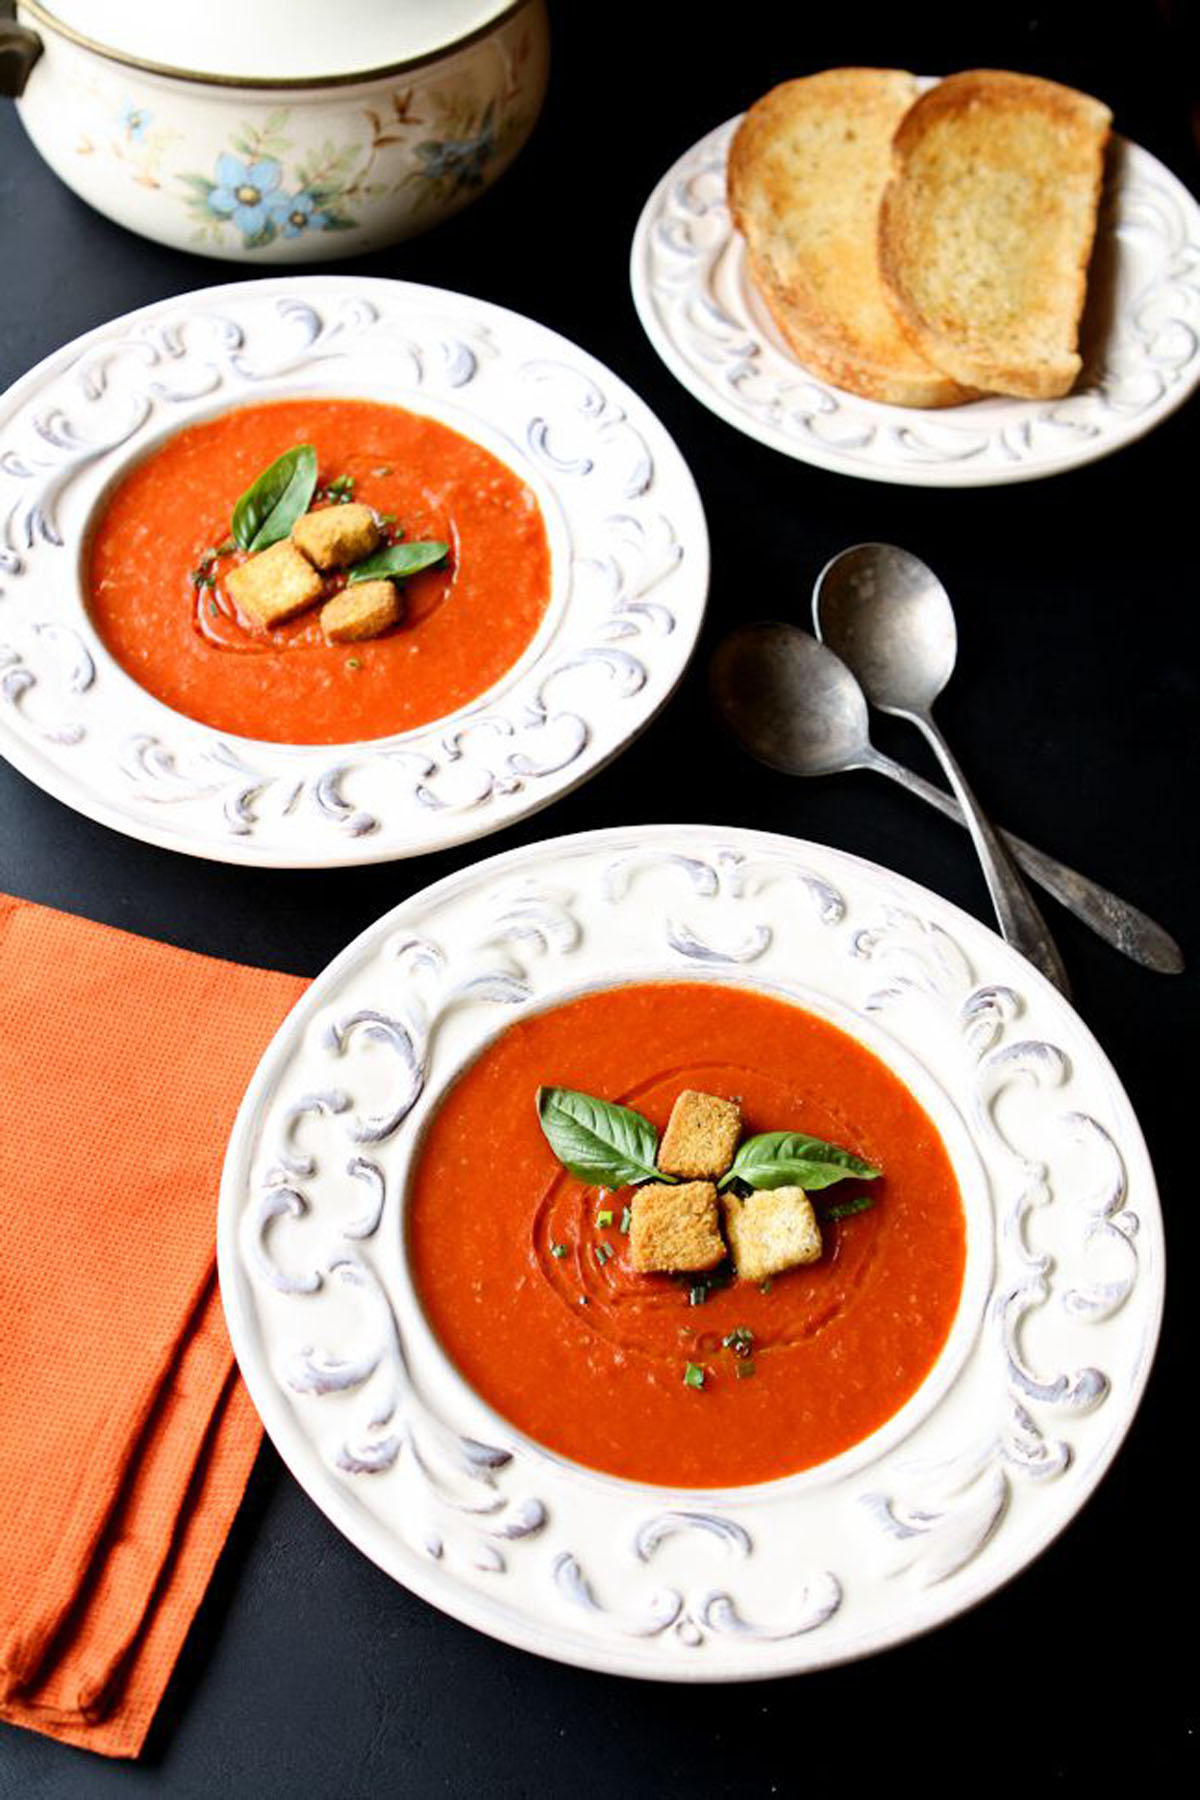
[0, 278, 707, 864]
[218, 827, 1164, 1680]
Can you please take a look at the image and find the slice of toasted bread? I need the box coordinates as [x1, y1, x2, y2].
[879, 70, 1112, 399]
[727, 68, 975, 408]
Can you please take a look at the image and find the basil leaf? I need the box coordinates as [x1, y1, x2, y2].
[232, 445, 318, 552]
[348, 541, 448, 585]
[718, 1131, 880, 1192]
[536, 1086, 668, 1190]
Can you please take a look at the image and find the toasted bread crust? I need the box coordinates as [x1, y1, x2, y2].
[292, 502, 381, 571]
[879, 70, 1111, 399]
[728, 68, 975, 408]
[657, 1090, 742, 1180]
[722, 1186, 822, 1284]
[225, 539, 324, 632]
[320, 578, 403, 643]
[629, 1182, 725, 1274]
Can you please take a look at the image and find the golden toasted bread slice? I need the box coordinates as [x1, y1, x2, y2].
[727, 68, 975, 408]
[879, 70, 1112, 399]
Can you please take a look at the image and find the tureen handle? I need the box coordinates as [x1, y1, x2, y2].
[0, 13, 42, 98]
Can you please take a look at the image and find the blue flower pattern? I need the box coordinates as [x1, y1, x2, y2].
[279, 190, 330, 237]
[119, 101, 151, 142]
[414, 104, 497, 194]
[180, 95, 512, 249]
[206, 154, 289, 241]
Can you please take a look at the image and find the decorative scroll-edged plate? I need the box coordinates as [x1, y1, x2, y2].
[217, 824, 1163, 1680]
[0, 277, 707, 865]
[630, 113, 1200, 487]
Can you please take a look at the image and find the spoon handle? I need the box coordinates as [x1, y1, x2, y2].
[868, 750, 1183, 974]
[904, 711, 1073, 996]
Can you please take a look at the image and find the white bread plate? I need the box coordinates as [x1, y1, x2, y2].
[631, 98, 1200, 487]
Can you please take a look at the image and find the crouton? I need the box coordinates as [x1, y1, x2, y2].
[321, 579, 403, 643]
[629, 1181, 725, 1273]
[291, 502, 380, 570]
[722, 1186, 822, 1284]
[226, 539, 324, 631]
[657, 1090, 742, 1180]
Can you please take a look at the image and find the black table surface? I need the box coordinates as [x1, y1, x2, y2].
[1, 3, 1195, 1791]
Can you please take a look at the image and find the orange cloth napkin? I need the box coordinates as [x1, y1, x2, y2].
[0, 893, 308, 1757]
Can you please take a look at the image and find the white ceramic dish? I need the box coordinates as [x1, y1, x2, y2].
[217, 823, 1163, 1680]
[631, 113, 1200, 487]
[0, 276, 708, 866]
[2, 0, 548, 259]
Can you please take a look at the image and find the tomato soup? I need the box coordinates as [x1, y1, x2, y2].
[408, 982, 966, 1489]
[87, 398, 552, 745]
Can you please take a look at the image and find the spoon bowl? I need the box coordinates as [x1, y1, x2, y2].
[813, 542, 1071, 994]
[709, 623, 873, 778]
[813, 542, 958, 715]
[708, 616, 1184, 977]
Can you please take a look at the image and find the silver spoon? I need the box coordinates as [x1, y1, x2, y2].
[811, 544, 1072, 992]
[710, 623, 1182, 974]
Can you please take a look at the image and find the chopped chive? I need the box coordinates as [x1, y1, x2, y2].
[759, 1278, 773, 1296]
[683, 1362, 706, 1390]
[619, 1205, 632, 1235]
[550, 1243, 567, 1259]
[722, 1326, 754, 1358]
[346, 657, 361, 670]
[317, 473, 356, 505]
[735, 1359, 757, 1380]
[824, 1194, 877, 1222]
[677, 1263, 733, 1302]
[596, 1208, 613, 1229]
[594, 1242, 612, 1266]
[208, 599, 218, 616]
